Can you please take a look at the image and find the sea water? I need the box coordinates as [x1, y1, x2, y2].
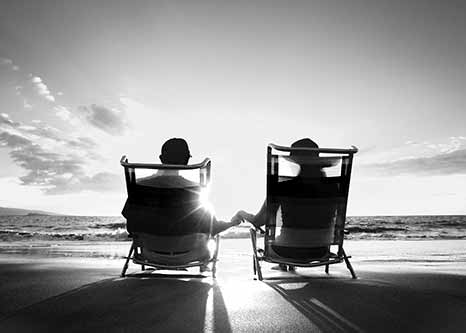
[0, 215, 464, 242]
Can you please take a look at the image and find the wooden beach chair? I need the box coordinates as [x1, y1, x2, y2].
[120, 156, 219, 277]
[250, 143, 358, 280]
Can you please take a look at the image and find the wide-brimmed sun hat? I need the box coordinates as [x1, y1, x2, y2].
[283, 138, 339, 168]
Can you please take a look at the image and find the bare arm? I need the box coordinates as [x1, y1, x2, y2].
[236, 201, 268, 227]
[211, 220, 239, 235]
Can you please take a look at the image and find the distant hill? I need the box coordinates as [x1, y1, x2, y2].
[0, 207, 61, 216]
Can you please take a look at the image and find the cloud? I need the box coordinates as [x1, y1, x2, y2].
[23, 100, 32, 109]
[0, 115, 120, 194]
[67, 137, 98, 150]
[30, 76, 55, 102]
[1, 115, 64, 143]
[77, 104, 128, 135]
[0, 58, 20, 71]
[0, 57, 13, 65]
[361, 148, 466, 176]
[9, 72, 57, 108]
[0, 131, 31, 147]
[0, 113, 21, 128]
[404, 137, 466, 155]
[45, 172, 121, 194]
[54, 105, 72, 121]
[13, 86, 33, 109]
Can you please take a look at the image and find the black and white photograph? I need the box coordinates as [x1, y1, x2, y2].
[0, 1, 465, 332]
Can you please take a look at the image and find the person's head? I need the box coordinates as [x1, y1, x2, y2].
[287, 138, 325, 176]
[159, 138, 191, 165]
[290, 138, 319, 159]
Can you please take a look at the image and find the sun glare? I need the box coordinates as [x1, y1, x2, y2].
[199, 186, 215, 215]
[207, 239, 217, 256]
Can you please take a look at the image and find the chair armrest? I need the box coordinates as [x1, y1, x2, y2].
[250, 225, 265, 235]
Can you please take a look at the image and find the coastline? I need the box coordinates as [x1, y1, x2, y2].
[1, 238, 465, 265]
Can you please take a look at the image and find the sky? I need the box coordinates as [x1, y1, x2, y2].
[0, 0, 465, 218]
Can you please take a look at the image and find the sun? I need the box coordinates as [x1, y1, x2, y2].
[199, 186, 215, 215]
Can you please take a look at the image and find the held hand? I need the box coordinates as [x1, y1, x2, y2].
[230, 212, 244, 225]
[237, 210, 255, 223]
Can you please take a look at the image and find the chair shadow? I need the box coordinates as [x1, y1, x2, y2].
[125, 271, 208, 279]
[265, 276, 363, 332]
[264, 271, 466, 333]
[0, 274, 233, 332]
[125, 271, 233, 332]
[211, 282, 233, 333]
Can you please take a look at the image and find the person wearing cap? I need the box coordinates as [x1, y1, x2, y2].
[234, 138, 338, 271]
[123, 138, 241, 236]
[136, 138, 197, 188]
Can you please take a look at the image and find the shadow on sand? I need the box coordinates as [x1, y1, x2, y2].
[265, 271, 466, 333]
[0, 272, 232, 332]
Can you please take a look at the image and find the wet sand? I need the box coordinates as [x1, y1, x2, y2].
[0, 240, 465, 332]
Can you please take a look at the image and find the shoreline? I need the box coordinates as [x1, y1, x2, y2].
[1, 238, 465, 259]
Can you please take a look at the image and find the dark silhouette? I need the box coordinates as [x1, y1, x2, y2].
[235, 138, 339, 271]
[122, 138, 240, 236]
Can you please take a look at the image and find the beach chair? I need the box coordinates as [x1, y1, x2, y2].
[120, 156, 219, 277]
[250, 143, 358, 280]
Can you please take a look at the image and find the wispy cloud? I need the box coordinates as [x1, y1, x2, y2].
[30, 76, 55, 102]
[0, 57, 13, 66]
[0, 113, 20, 127]
[54, 105, 72, 121]
[0, 114, 121, 194]
[2, 58, 61, 108]
[77, 104, 128, 135]
[404, 137, 466, 155]
[0, 131, 30, 147]
[0, 57, 20, 71]
[360, 137, 466, 176]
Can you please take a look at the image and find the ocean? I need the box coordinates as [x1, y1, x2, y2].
[0, 215, 465, 242]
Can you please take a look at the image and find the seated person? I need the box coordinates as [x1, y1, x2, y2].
[234, 138, 339, 271]
[122, 138, 241, 236]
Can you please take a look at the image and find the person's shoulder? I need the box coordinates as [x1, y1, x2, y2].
[137, 175, 160, 186]
[178, 177, 198, 188]
[165, 176, 198, 189]
[278, 177, 301, 188]
[137, 175, 197, 188]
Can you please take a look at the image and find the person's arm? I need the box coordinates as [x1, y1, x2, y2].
[236, 201, 269, 228]
[211, 216, 241, 235]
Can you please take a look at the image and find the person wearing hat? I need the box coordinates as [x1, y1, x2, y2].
[233, 138, 339, 271]
[123, 138, 241, 236]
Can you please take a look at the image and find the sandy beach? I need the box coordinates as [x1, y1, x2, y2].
[0, 239, 465, 332]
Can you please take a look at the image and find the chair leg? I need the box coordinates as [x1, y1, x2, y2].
[250, 228, 263, 281]
[255, 256, 263, 281]
[325, 264, 329, 274]
[141, 264, 145, 271]
[121, 243, 134, 277]
[250, 229, 258, 279]
[213, 234, 220, 259]
[211, 235, 219, 279]
[341, 248, 357, 279]
[212, 261, 217, 279]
